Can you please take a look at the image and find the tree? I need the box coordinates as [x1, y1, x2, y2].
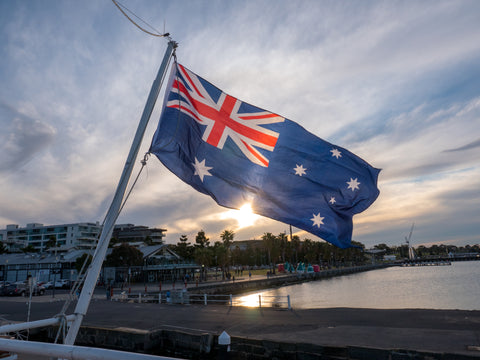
[194, 246, 212, 281]
[195, 230, 210, 248]
[75, 253, 93, 273]
[262, 232, 279, 269]
[45, 235, 57, 250]
[21, 244, 38, 253]
[278, 232, 288, 263]
[220, 229, 235, 272]
[144, 236, 154, 246]
[174, 234, 193, 260]
[220, 230, 234, 248]
[105, 243, 144, 267]
[212, 242, 228, 279]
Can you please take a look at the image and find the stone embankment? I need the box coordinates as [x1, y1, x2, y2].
[173, 263, 390, 297]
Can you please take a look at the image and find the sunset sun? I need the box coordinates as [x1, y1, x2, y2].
[221, 203, 260, 229]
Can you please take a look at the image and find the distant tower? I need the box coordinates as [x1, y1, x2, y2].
[405, 223, 416, 260]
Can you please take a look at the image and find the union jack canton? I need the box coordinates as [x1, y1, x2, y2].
[168, 64, 284, 167]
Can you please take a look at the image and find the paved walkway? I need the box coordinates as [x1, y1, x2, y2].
[2, 299, 480, 358]
[2, 273, 480, 358]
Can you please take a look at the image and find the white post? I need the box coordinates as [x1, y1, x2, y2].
[287, 295, 291, 310]
[64, 40, 177, 346]
[229, 294, 232, 306]
[138, 293, 142, 303]
[258, 294, 262, 308]
[218, 331, 231, 354]
[204, 293, 207, 305]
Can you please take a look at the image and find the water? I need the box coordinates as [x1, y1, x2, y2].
[237, 261, 480, 310]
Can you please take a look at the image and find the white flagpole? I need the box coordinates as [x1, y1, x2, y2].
[64, 40, 177, 345]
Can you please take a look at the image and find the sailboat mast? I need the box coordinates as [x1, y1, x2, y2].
[64, 40, 177, 345]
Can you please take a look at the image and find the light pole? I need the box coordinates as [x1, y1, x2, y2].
[4, 259, 8, 283]
[52, 256, 59, 298]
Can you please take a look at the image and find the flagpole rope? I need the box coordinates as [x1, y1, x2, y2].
[112, 0, 170, 38]
[117, 153, 150, 216]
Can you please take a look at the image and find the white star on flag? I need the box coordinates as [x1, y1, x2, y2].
[331, 148, 342, 159]
[311, 213, 325, 228]
[294, 164, 307, 176]
[192, 157, 212, 182]
[329, 197, 336, 205]
[347, 178, 360, 191]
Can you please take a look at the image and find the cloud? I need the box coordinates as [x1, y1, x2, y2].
[0, 103, 56, 173]
[444, 138, 480, 152]
[0, 0, 479, 250]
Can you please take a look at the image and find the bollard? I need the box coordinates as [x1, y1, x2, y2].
[145, 285, 147, 293]
[138, 293, 141, 303]
[159, 282, 162, 292]
[204, 293, 207, 306]
[287, 295, 291, 310]
[258, 294, 262, 308]
[218, 331, 231, 360]
[158, 293, 162, 303]
[229, 294, 233, 307]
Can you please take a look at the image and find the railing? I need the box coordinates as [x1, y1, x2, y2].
[232, 294, 291, 310]
[189, 294, 232, 306]
[117, 291, 291, 310]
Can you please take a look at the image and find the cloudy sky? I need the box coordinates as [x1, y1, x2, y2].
[1, 0, 479, 248]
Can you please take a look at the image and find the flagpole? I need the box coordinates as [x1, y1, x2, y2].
[64, 40, 177, 345]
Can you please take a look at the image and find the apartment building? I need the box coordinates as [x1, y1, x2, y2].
[0, 222, 101, 253]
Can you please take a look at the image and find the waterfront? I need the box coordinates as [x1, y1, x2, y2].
[236, 261, 480, 310]
[2, 261, 480, 359]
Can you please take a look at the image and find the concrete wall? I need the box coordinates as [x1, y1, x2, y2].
[36, 325, 479, 360]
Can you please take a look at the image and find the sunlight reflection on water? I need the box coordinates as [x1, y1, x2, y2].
[235, 261, 480, 310]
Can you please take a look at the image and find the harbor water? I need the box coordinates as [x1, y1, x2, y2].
[236, 261, 480, 310]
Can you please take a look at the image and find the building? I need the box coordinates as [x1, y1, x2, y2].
[112, 224, 167, 244]
[0, 244, 198, 285]
[0, 250, 91, 283]
[0, 222, 102, 253]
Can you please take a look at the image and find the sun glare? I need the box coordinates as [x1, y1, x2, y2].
[221, 203, 260, 229]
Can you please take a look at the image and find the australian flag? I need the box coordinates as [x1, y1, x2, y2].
[149, 63, 380, 248]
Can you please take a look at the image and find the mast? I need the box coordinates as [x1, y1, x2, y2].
[64, 40, 177, 345]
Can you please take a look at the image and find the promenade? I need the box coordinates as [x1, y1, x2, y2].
[1, 271, 480, 359]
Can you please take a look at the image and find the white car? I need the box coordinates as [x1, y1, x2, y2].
[54, 279, 70, 289]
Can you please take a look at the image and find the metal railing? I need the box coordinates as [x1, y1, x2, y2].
[117, 291, 291, 310]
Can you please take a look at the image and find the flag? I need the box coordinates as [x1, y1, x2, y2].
[149, 63, 380, 248]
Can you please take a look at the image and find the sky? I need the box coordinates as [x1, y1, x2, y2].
[0, 0, 479, 249]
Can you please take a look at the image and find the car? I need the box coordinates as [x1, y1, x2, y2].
[4, 282, 27, 296]
[43, 281, 54, 289]
[54, 279, 70, 289]
[0, 281, 11, 296]
[4, 282, 46, 296]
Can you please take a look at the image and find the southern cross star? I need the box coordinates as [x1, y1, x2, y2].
[192, 157, 212, 182]
[347, 178, 360, 191]
[294, 164, 307, 176]
[330, 148, 342, 159]
[329, 197, 336, 205]
[311, 213, 325, 228]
